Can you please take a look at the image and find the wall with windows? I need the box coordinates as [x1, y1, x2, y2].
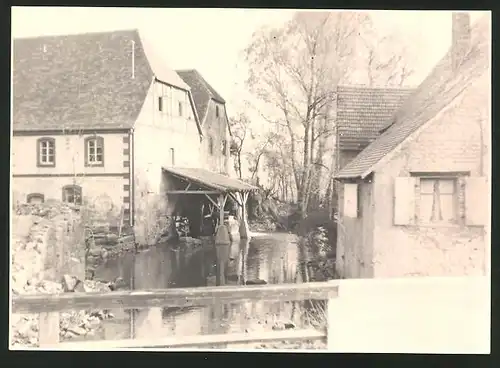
[12, 176, 125, 225]
[370, 73, 489, 278]
[202, 100, 230, 175]
[132, 80, 202, 245]
[11, 133, 127, 175]
[11, 132, 129, 226]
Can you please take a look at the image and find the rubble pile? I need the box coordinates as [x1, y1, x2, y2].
[15, 201, 78, 219]
[11, 277, 115, 348]
[11, 202, 117, 348]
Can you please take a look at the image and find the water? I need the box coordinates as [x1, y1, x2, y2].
[93, 232, 319, 344]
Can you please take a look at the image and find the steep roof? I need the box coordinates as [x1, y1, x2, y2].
[336, 86, 415, 151]
[13, 29, 191, 132]
[336, 15, 490, 179]
[176, 69, 226, 125]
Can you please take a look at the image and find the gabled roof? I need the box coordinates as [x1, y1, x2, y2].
[336, 15, 490, 179]
[13, 29, 192, 132]
[176, 69, 226, 125]
[337, 86, 415, 151]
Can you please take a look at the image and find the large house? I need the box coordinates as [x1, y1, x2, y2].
[334, 13, 490, 278]
[176, 69, 231, 175]
[11, 29, 239, 245]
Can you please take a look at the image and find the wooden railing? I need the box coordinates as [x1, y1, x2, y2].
[11, 281, 339, 350]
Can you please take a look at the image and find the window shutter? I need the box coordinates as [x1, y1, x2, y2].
[343, 183, 358, 218]
[465, 176, 488, 226]
[394, 177, 417, 225]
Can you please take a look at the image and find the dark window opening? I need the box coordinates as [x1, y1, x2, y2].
[170, 148, 175, 166]
[178, 101, 183, 116]
[221, 139, 227, 156]
[209, 137, 214, 155]
[158, 96, 163, 112]
[215, 105, 219, 118]
[62, 185, 82, 205]
[27, 193, 45, 204]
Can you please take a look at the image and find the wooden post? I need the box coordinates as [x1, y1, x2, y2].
[218, 194, 225, 229]
[215, 243, 229, 286]
[39, 311, 60, 348]
[326, 280, 340, 352]
[134, 307, 163, 339]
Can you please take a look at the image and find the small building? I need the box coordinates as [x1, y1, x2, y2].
[334, 13, 490, 278]
[12, 29, 255, 245]
[176, 69, 231, 175]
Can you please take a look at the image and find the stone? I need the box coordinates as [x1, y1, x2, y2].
[67, 326, 87, 336]
[88, 247, 102, 257]
[245, 279, 268, 285]
[74, 281, 85, 293]
[106, 234, 119, 244]
[61, 274, 80, 292]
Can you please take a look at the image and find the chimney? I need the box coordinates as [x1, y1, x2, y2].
[452, 12, 471, 72]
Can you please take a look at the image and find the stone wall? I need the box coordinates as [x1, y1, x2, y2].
[11, 201, 115, 347]
[12, 202, 86, 292]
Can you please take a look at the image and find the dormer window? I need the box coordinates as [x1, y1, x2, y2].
[37, 137, 56, 167]
[85, 136, 104, 166]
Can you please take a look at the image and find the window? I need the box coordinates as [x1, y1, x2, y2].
[27, 193, 44, 204]
[215, 105, 220, 118]
[343, 183, 359, 218]
[178, 101, 183, 116]
[62, 185, 82, 205]
[85, 136, 104, 166]
[37, 138, 55, 167]
[169, 148, 175, 166]
[208, 136, 214, 155]
[158, 96, 163, 112]
[393, 173, 486, 226]
[419, 178, 457, 224]
[221, 139, 227, 156]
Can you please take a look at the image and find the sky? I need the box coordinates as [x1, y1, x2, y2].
[12, 8, 486, 120]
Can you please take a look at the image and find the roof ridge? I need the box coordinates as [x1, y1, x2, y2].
[337, 85, 416, 92]
[13, 29, 139, 41]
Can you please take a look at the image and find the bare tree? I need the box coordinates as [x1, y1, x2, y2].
[244, 11, 369, 218]
[244, 11, 418, 218]
[228, 113, 251, 179]
[359, 22, 416, 87]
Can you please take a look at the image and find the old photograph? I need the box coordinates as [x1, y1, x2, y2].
[10, 7, 491, 353]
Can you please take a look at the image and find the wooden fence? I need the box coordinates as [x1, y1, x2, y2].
[11, 281, 339, 350]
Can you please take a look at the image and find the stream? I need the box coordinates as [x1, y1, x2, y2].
[93, 232, 321, 344]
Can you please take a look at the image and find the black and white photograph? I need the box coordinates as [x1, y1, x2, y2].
[10, 7, 491, 353]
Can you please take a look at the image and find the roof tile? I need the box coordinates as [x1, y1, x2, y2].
[337, 86, 414, 151]
[13, 30, 190, 132]
[176, 69, 226, 125]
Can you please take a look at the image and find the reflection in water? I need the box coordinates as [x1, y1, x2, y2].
[93, 233, 314, 343]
